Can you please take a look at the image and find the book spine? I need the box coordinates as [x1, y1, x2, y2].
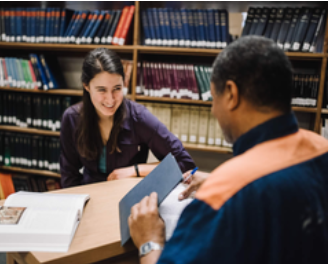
[309, 10, 326, 53]
[220, 10, 229, 48]
[284, 8, 301, 51]
[152, 8, 162, 46]
[141, 10, 151, 45]
[291, 8, 312, 51]
[169, 8, 178, 46]
[269, 8, 284, 42]
[255, 7, 269, 36]
[107, 10, 121, 44]
[86, 11, 104, 44]
[112, 6, 129, 45]
[277, 8, 293, 49]
[302, 8, 321, 52]
[242, 7, 255, 36]
[206, 9, 215, 48]
[118, 5, 135, 46]
[249, 7, 262, 35]
[175, 10, 185, 47]
[158, 8, 167, 46]
[187, 9, 195, 48]
[214, 10, 221, 48]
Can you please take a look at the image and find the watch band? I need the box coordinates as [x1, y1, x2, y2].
[139, 241, 163, 257]
[134, 164, 140, 177]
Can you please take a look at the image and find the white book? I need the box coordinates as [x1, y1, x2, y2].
[171, 105, 181, 139]
[188, 106, 200, 143]
[207, 114, 216, 145]
[180, 106, 190, 142]
[0, 191, 90, 252]
[161, 104, 172, 131]
[215, 121, 223, 146]
[197, 107, 209, 144]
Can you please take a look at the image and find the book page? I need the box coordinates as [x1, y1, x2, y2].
[159, 183, 193, 241]
[4, 191, 90, 217]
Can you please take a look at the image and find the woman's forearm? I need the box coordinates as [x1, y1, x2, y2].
[138, 163, 160, 177]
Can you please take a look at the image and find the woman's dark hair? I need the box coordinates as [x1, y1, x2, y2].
[211, 36, 293, 114]
[77, 48, 126, 160]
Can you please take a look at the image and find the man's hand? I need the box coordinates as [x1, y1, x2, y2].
[179, 170, 209, 200]
[107, 166, 135, 181]
[128, 192, 165, 249]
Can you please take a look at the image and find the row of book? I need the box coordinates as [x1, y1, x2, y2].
[242, 7, 326, 53]
[0, 93, 75, 131]
[0, 6, 135, 45]
[0, 173, 61, 199]
[141, 102, 232, 148]
[291, 73, 319, 107]
[0, 133, 60, 173]
[142, 8, 229, 48]
[0, 55, 65, 90]
[136, 62, 212, 101]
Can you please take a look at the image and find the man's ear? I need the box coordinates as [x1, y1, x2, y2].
[225, 80, 240, 111]
[83, 83, 90, 93]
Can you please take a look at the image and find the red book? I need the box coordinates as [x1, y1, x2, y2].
[0, 173, 15, 199]
[112, 6, 129, 45]
[28, 61, 38, 90]
[118, 5, 135, 46]
[1, 58, 9, 87]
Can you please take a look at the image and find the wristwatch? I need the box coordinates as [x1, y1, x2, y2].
[139, 241, 163, 257]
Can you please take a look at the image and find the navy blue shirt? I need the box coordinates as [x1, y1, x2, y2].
[60, 99, 195, 188]
[158, 113, 328, 264]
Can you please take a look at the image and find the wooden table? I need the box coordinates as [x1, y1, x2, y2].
[1, 178, 142, 264]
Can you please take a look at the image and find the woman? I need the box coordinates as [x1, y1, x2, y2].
[60, 48, 195, 188]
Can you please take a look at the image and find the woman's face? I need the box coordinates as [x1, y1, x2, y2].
[84, 72, 124, 120]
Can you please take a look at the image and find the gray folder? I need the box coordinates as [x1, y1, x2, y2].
[119, 153, 183, 246]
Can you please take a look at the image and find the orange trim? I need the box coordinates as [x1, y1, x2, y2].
[119, 5, 135, 46]
[112, 6, 130, 45]
[196, 129, 328, 210]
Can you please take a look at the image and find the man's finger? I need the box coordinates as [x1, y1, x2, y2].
[178, 184, 196, 201]
[149, 192, 158, 212]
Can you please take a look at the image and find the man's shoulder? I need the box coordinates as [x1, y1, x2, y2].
[196, 130, 328, 210]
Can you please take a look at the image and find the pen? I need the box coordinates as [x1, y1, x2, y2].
[184, 167, 198, 182]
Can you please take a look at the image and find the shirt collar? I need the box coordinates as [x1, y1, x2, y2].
[233, 112, 299, 156]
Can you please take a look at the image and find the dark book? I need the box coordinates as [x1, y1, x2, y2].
[277, 8, 294, 49]
[59, 8, 74, 43]
[31, 136, 38, 169]
[309, 9, 326, 53]
[269, 8, 285, 42]
[94, 11, 111, 44]
[37, 137, 44, 170]
[291, 7, 313, 51]
[0, 8, 5, 41]
[12, 175, 32, 192]
[101, 10, 116, 44]
[219, 10, 229, 48]
[302, 8, 322, 52]
[242, 7, 256, 36]
[283, 8, 301, 51]
[249, 7, 262, 35]
[255, 7, 269, 36]
[107, 10, 122, 44]
[0, 131, 3, 166]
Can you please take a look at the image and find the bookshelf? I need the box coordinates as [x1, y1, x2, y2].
[1, 1, 328, 179]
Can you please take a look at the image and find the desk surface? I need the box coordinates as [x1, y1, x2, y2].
[2, 178, 142, 264]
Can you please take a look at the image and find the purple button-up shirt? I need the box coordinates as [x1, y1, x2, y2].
[60, 99, 195, 188]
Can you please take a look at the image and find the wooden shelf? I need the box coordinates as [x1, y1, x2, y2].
[136, 95, 212, 106]
[322, 108, 328, 114]
[292, 106, 317, 113]
[183, 143, 233, 154]
[0, 42, 135, 53]
[136, 45, 223, 56]
[0, 86, 83, 96]
[0, 126, 60, 136]
[0, 165, 60, 178]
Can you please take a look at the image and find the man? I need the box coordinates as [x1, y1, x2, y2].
[128, 36, 328, 264]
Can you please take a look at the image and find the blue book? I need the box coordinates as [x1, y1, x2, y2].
[169, 8, 178, 46]
[95, 10, 112, 44]
[152, 8, 162, 46]
[158, 8, 168, 46]
[187, 9, 196, 47]
[163, 8, 172, 46]
[4, 58, 11, 86]
[15, 8, 22, 42]
[197, 10, 206, 48]
[31, 8, 37, 43]
[63, 10, 79, 42]
[207, 9, 216, 48]
[54, 8, 61, 43]
[48, 8, 55, 42]
[59, 9, 74, 42]
[4, 9, 10, 42]
[45, 8, 52, 43]
[180, 9, 190, 47]
[175, 10, 184, 47]
[10, 58, 18, 87]
[40, 54, 58, 89]
[38, 9, 46, 43]
[214, 10, 222, 49]
[141, 10, 151, 45]
[220, 10, 229, 48]
[71, 10, 89, 43]
[76, 11, 93, 44]
[147, 9, 156, 45]
[68, 10, 83, 43]
[10, 8, 16, 42]
[202, 10, 210, 48]
[31, 54, 48, 90]
[86, 10, 105, 44]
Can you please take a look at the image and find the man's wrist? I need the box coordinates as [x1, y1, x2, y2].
[139, 241, 163, 257]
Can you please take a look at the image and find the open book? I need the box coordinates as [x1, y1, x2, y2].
[159, 183, 193, 241]
[0, 191, 90, 252]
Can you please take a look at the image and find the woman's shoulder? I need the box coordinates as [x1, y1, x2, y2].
[62, 102, 83, 125]
[125, 99, 149, 121]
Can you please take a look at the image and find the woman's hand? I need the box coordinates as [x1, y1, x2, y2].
[178, 170, 209, 200]
[107, 166, 136, 181]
